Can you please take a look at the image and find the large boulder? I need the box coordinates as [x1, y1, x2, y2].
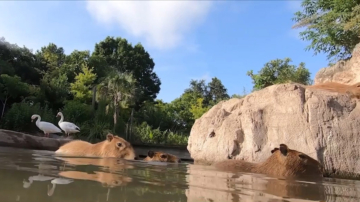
[314, 43, 360, 85]
[0, 129, 72, 151]
[187, 83, 360, 177]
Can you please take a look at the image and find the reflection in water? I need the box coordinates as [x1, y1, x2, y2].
[47, 178, 74, 196]
[0, 146, 359, 201]
[23, 174, 54, 188]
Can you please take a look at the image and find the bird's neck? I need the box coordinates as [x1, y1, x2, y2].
[35, 116, 41, 126]
[47, 183, 56, 196]
[58, 115, 64, 123]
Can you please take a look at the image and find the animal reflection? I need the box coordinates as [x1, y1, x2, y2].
[56, 157, 133, 201]
[22, 162, 57, 189]
[23, 174, 55, 188]
[58, 171, 131, 201]
[47, 178, 74, 196]
[185, 164, 326, 202]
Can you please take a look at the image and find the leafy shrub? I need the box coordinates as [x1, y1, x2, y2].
[132, 122, 188, 145]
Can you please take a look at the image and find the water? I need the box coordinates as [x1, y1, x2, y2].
[0, 147, 360, 202]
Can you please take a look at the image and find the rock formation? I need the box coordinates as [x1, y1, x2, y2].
[187, 83, 360, 177]
[314, 43, 360, 85]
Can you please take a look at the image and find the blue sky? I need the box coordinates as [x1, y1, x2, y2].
[0, 1, 328, 103]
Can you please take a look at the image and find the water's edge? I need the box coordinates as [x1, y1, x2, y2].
[0, 129, 194, 162]
[2, 129, 360, 180]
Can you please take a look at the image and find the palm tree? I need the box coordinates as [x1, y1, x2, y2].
[98, 71, 137, 131]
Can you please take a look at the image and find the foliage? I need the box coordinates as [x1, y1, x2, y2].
[0, 102, 54, 133]
[0, 36, 234, 146]
[70, 64, 97, 103]
[0, 74, 30, 118]
[92, 36, 161, 109]
[132, 122, 188, 145]
[247, 58, 311, 91]
[190, 98, 210, 119]
[292, 0, 360, 61]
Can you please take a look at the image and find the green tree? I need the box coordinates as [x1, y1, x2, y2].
[247, 58, 311, 91]
[0, 37, 42, 85]
[70, 64, 97, 103]
[189, 97, 210, 119]
[292, 0, 360, 61]
[0, 74, 29, 118]
[207, 77, 230, 104]
[92, 36, 161, 108]
[98, 72, 137, 128]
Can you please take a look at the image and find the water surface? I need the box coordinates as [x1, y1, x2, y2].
[0, 146, 359, 202]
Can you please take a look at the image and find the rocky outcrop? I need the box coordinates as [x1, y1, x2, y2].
[187, 83, 360, 178]
[314, 43, 360, 85]
[0, 129, 72, 151]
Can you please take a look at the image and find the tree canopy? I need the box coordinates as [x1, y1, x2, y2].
[0, 36, 235, 145]
[292, 0, 360, 61]
[247, 58, 311, 91]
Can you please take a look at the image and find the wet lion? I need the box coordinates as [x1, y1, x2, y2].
[214, 144, 324, 180]
[143, 150, 181, 163]
[55, 133, 136, 160]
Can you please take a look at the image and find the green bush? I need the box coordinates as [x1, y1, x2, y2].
[132, 122, 188, 145]
[1, 102, 55, 133]
[62, 100, 93, 125]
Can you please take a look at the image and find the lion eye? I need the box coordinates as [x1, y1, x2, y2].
[117, 143, 122, 147]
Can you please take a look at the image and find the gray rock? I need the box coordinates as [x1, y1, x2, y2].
[187, 83, 360, 178]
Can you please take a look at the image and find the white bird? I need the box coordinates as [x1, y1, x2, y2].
[56, 112, 80, 137]
[31, 114, 62, 138]
[47, 178, 74, 196]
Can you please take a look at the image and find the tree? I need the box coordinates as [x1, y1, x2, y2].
[292, 0, 360, 61]
[0, 38, 42, 85]
[189, 98, 210, 119]
[70, 64, 97, 103]
[247, 58, 311, 91]
[207, 77, 229, 104]
[0, 74, 29, 118]
[98, 72, 138, 129]
[92, 37, 161, 108]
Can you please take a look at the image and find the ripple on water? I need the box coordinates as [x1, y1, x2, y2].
[0, 146, 359, 202]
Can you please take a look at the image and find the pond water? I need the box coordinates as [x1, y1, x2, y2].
[0, 146, 360, 202]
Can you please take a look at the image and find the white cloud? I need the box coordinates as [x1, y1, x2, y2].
[86, 1, 213, 50]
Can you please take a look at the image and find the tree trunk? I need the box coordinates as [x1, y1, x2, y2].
[92, 86, 96, 111]
[113, 96, 118, 131]
[1, 97, 8, 119]
[129, 108, 134, 141]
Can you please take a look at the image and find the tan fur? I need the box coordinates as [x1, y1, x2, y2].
[143, 150, 181, 163]
[59, 157, 134, 173]
[58, 171, 132, 188]
[307, 81, 360, 99]
[55, 133, 136, 160]
[214, 144, 324, 180]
